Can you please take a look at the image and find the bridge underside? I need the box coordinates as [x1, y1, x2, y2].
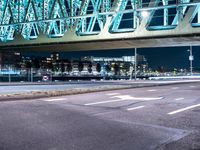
[1, 35, 200, 51]
[1, 0, 200, 51]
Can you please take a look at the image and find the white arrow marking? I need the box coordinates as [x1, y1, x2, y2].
[85, 95, 163, 106]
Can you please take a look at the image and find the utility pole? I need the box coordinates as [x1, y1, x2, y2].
[8, 66, 11, 83]
[189, 45, 193, 76]
[129, 48, 137, 80]
[134, 48, 137, 80]
[31, 68, 33, 82]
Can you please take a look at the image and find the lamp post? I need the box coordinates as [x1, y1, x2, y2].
[134, 48, 137, 80]
[188, 45, 193, 76]
[129, 48, 137, 80]
[8, 66, 11, 83]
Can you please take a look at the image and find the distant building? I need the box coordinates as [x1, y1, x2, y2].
[79, 55, 148, 76]
[0, 51, 21, 69]
[51, 52, 59, 62]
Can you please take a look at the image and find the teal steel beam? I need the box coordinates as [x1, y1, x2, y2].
[0, 0, 200, 42]
[162, 0, 168, 26]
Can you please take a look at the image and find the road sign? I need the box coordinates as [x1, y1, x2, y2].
[42, 76, 49, 81]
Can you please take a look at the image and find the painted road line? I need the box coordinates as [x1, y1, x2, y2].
[84, 99, 132, 106]
[85, 96, 164, 106]
[172, 87, 179, 89]
[147, 89, 157, 92]
[44, 98, 66, 102]
[168, 104, 200, 115]
[106, 93, 120, 96]
[112, 95, 164, 101]
[127, 106, 145, 111]
[189, 86, 196, 88]
[175, 98, 185, 101]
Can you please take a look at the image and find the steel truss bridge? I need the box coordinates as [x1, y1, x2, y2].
[0, 0, 200, 51]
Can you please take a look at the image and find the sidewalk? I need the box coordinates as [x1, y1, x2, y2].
[0, 79, 199, 101]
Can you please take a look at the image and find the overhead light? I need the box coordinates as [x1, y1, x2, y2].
[141, 11, 149, 18]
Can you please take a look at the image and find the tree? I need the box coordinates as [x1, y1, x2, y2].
[113, 63, 120, 76]
[32, 58, 40, 69]
[96, 63, 101, 73]
[66, 62, 72, 73]
[54, 61, 59, 72]
[124, 63, 130, 76]
[157, 66, 165, 73]
[61, 62, 65, 74]
[88, 63, 92, 73]
[78, 62, 83, 72]
[105, 64, 111, 74]
[14, 62, 21, 70]
[47, 62, 53, 71]
[25, 61, 32, 69]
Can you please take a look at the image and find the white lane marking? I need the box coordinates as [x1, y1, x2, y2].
[175, 98, 184, 101]
[44, 98, 66, 102]
[106, 93, 120, 96]
[147, 89, 157, 92]
[168, 104, 200, 115]
[112, 95, 164, 101]
[172, 87, 179, 90]
[85, 99, 131, 106]
[111, 95, 136, 100]
[127, 106, 145, 111]
[189, 86, 196, 88]
[84, 95, 164, 106]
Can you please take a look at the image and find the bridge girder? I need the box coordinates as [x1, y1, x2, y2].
[1, 0, 200, 50]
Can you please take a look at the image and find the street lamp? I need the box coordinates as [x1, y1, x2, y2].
[141, 11, 149, 18]
[188, 45, 193, 76]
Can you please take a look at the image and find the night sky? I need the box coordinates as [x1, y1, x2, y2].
[24, 46, 200, 70]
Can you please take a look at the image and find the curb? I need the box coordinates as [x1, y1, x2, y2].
[0, 80, 199, 102]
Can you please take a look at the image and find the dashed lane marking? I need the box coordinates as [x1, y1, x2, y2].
[168, 104, 200, 115]
[127, 106, 145, 111]
[175, 98, 184, 101]
[106, 93, 120, 96]
[43, 98, 66, 102]
[189, 86, 196, 88]
[111, 95, 164, 101]
[147, 89, 157, 92]
[172, 87, 179, 89]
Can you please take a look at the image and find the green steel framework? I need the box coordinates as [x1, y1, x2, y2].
[0, 0, 200, 42]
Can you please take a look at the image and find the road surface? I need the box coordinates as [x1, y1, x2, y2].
[0, 82, 200, 150]
[0, 80, 198, 95]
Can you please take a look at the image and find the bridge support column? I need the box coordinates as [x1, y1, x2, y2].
[177, 0, 184, 24]
[163, 0, 169, 26]
[134, 0, 141, 28]
[134, 48, 137, 81]
[198, 7, 200, 23]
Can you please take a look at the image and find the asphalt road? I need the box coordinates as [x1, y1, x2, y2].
[0, 82, 200, 150]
